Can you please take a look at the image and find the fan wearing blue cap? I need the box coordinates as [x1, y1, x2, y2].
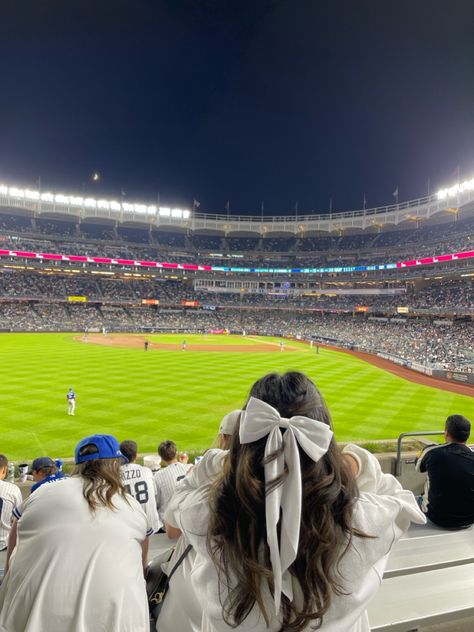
[0, 433, 152, 631]
[29, 456, 65, 494]
[75, 434, 128, 465]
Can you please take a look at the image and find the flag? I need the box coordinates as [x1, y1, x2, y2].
[121, 189, 126, 198]
[363, 193, 367, 209]
[451, 165, 460, 181]
[392, 186, 399, 198]
[193, 198, 201, 208]
[261, 201, 265, 214]
[225, 200, 230, 211]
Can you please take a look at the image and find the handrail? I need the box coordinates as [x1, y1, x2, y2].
[395, 431, 444, 476]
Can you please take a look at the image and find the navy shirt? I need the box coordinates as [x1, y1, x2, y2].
[417, 443, 474, 528]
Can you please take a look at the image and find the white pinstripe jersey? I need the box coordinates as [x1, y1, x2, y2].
[120, 463, 162, 533]
[154, 462, 188, 523]
[0, 480, 23, 550]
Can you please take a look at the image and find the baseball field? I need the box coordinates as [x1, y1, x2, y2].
[0, 332, 472, 461]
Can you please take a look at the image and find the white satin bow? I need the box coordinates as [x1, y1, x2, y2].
[239, 396, 333, 614]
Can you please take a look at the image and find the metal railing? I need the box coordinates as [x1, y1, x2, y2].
[395, 431, 444, 476]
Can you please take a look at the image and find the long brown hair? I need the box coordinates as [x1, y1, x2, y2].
[73, 451, 127, 513]
[207, 372, 364, 631]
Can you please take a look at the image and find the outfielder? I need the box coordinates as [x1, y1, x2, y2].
[67, 387, 76, 415]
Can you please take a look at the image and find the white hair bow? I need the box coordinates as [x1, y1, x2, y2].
[239, 396, 333, 614]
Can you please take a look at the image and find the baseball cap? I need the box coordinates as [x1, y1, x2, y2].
[75, 434, 128, 464]
[219, 410, 242, 435]
[29, 456, 55, 474]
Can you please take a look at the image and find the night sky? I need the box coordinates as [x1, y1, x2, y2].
[0, 0, 473, 215]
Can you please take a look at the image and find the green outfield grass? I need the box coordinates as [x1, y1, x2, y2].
[0, 333, 472, 461]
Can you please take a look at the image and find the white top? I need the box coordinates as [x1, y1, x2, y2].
[154, 461, 189, 523]
[0, 477, 150, 632]
[157, 450, 227, 632]
[166, 445, 426, 632]
[0, 480, 23, 550]
[120, 462, 162, 532]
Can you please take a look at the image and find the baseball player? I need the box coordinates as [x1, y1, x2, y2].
[67, 387, 76, 415]
[119, 440, 162, 533]
[0, 455, 22, 551]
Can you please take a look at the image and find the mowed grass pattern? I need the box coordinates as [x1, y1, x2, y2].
[0, 333, 472, 461]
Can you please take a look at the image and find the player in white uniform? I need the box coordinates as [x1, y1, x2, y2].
[0, 455, 22, 551]
[120, 440, 162, 533]
[66, 387, 76, 415]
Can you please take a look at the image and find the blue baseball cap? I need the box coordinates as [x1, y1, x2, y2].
[75, 434, 128, 464]
[29, 456, 56, 474]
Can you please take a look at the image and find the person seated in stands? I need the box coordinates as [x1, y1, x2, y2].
[156, 409, 242, 632]
[163, 371, 425, 631]
[0, 455, 22, 552]
[416, 414, 474, 529]
[0, 434, 151, 631]
[28, 456, 64, 493]
[120, 440, 162, 533]
[154, 440, 188, 526]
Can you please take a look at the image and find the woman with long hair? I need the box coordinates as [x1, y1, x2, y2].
[172, 372, 425, 631]
[0, 434, 151, 632]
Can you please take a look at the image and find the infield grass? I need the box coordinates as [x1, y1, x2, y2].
[0, 333, 472, 461]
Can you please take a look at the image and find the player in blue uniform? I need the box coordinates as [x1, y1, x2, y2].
[67, 387, 76, 415]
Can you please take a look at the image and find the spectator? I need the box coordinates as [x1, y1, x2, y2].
[28, 456, 64, 494]
[216, 409, 242, 449]
[154, 440, 188, 526]
[0, 434, 151, 631]
[0, 455, 22, 552]
[120, 439, 162, 533]
[167, 372, 425, 631]
[416, 414, 474, 528]
[157, 410, 242, 632]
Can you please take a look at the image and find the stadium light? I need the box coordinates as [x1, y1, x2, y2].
[437, 177, 474, 200]
[24, 189, 40, 200]
[0, 181, 190, 220]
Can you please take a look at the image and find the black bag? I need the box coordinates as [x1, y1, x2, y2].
[147, 544, 193, 624]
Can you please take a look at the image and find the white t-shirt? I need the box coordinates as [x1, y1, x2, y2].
[120, 462, 162, 533]
[0, 480, 23, 550]
[168, 445, 426, 632]
[156, 450, 228, 632]
[0, 476, 151, 632]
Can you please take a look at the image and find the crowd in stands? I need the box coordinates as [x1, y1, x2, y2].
[0, 295, 472, 370]
[1, 211, 473, 265]
[0, 271, 472, 313]
[0, 210, 473, 372]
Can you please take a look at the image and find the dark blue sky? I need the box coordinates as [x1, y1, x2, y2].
[0, 0, 473, 215]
